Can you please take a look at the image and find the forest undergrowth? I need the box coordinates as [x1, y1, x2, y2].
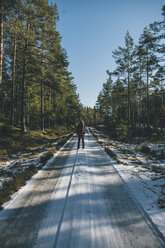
[0, 119, 74, 208]
[0, 117, 74, 162]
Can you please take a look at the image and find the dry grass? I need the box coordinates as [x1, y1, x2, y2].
[0, 122, 73, 161]
[0, 133, 72, 209]
[0, 120, 73, 208]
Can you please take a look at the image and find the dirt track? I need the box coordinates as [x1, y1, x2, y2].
[0, 131, 164, 248]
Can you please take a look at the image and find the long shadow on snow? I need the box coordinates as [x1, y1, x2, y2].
[0, 133, 164, 248]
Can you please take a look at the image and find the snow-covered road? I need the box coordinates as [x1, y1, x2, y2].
[0, 131, 164, 247]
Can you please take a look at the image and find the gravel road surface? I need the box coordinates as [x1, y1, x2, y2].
[0, 131, 164, 248]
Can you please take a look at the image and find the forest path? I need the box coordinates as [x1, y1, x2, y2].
[0, 130, 164, 248]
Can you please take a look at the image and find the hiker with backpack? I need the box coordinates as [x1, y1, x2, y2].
[77, 119, 85, 149]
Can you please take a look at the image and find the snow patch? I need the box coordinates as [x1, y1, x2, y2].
[91, 128, 165, 238]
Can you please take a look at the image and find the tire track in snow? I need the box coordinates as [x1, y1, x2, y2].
[53, 148, 78, 247]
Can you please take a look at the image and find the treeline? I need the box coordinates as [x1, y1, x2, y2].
[0, 0, 81, 133]
[95, 6, 165, 139]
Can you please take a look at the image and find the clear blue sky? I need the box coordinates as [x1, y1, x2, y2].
[50, 0, 164, 107]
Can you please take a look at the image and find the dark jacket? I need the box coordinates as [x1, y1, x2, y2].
[77, 120, 85, 136]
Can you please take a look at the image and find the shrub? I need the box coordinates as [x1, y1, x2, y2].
[140, 145, 150, 154]
[104, 147, 117, 160]
[40, 151, 54, 165]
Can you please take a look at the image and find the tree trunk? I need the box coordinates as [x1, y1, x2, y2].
[0, 0, 4, 85]
[26, 88, 30, 126]
[21, 0, 32, 133]
[146, 52, 149, 132]
[48, 86, 51, 129]
[127, 71, 131, 129]
[139, 58, 143, 129]
[161, 84, 164, 130]
[11, 36, 17, 126]
[44, 84, 46, 128]
[21, 39, 27, 133]
[153, 93, 157, 132]
[41, 79, 44, 131]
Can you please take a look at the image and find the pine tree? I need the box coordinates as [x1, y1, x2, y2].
[139, 27, 159, 132]
[0, 0, 4, 85]
[134, 45, 146, 130]
[7, 0, 22, 125]
[0, 0, 81, 131]
[112, 31, 135, 129]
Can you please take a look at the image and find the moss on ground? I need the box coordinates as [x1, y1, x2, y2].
[0, 119, 73, 209]
[0, 122, 73, 161]
[0, 133, 72, 209]
[0, 165, 38, 208]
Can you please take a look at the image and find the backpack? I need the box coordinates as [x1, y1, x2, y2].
[77, 120, 85, 136]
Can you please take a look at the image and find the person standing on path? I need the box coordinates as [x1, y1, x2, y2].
[77, 119, 85, 149]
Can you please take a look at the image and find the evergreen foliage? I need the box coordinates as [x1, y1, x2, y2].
[0, 0, 81, 132]
[95, 5, 165, 139]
